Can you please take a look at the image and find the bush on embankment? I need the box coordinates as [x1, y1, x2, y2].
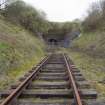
[1, 0, 51, 35]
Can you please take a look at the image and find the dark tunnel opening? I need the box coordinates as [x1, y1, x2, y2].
[48, 39, 58, 45]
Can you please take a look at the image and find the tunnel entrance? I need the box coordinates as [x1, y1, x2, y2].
[48, 39, 58, 45]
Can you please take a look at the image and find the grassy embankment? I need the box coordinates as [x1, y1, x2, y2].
[68, 30, 105, 100]
[0, 16, 46, 90]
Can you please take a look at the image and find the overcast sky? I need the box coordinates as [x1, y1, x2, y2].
[23, 0, 98, 22]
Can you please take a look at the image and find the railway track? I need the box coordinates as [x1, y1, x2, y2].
[0, 53, 97, 105]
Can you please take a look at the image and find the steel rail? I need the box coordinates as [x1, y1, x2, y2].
[0, 55, 51, 105]
[63, 54, 83, 105]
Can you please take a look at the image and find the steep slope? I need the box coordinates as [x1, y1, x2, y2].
[71, 31, 105, 57]
[0, 16, 45, 90]
[68, 31, 105, 100]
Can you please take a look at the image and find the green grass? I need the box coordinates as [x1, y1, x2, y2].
[71, 31, 105, 56]
[67, 50, 105, 100]
[0, 42, 9, 49]
[0, 18, 46, 90]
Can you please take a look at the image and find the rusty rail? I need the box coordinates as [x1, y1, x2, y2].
[63, 54, 83, 105]
[0, 55, 51, 105]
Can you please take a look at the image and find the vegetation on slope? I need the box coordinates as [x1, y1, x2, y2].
[0, 16, 45, 90]
[71, 31, 105, 57]
[68, 51, 105, 100]
[70, 0, 105, 57]
[1, 0, 52, 35]
[70, 0, 105, 55]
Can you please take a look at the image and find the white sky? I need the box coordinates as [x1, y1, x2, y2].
[23, 0, 98, 22]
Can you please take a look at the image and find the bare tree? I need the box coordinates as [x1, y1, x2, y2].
[82, 1, 102, 31]
[100, 0, 105, 18]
